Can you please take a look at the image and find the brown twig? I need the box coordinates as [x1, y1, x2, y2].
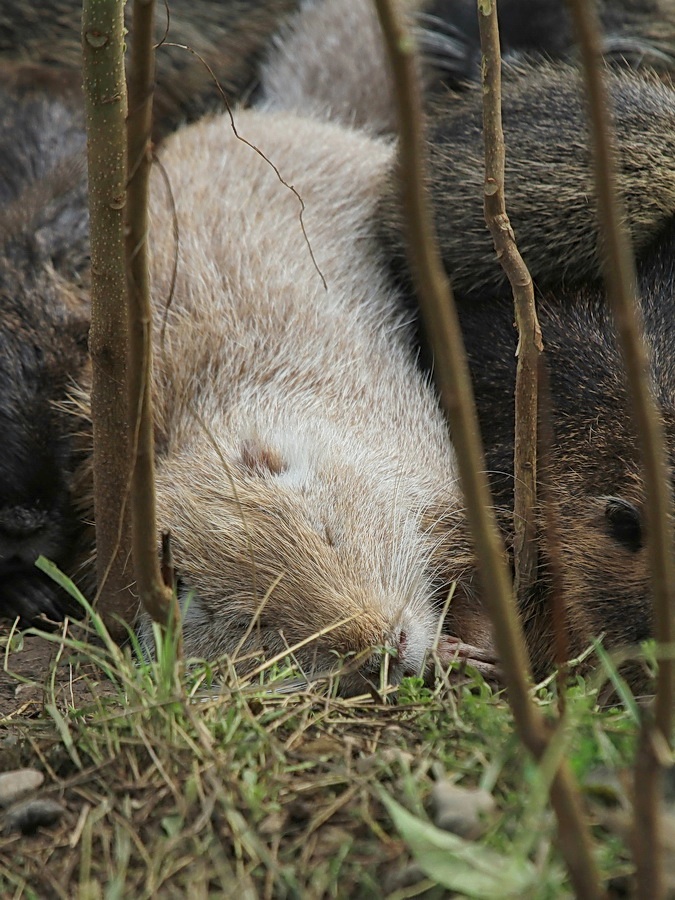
[81, 0, 136, 636]
[566, 3, 674, 896]
[477, 0, 542, 604]
[372, 1, 602, 895]
[538, 357, 569, 714]
[126, 0, 178, 632]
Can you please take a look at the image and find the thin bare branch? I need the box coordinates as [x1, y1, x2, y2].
[81, 0, 135, 636]
[566, 3, 674, 895]
[372, 1, 602, 895]
[126, 0, 177, 630]
[477, 0, 542, 603]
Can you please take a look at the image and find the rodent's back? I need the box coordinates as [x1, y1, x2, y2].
[378, 60, 675, 297]
[0, 0, 303, 140]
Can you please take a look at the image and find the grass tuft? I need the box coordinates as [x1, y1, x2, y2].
[0, 568, 653, 897]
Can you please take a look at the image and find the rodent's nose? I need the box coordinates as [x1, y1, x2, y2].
[0, 507, 51, 569]
[386, 629, 421, 681]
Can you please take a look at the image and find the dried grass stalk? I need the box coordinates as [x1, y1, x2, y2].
[566, 2, 674, 895]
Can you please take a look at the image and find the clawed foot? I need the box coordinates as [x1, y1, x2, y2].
[431, 635, 501, 683]
[1, 572, 67, 626]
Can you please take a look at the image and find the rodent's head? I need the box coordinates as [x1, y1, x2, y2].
[0, 269, 89, 622]
[145, 418, 442, 696]
[530, 272, 675, 678]
[533, 469, 654, 680]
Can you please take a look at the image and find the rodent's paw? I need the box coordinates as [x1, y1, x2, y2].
[0, 573, 66, 625]
[435, 635, 501, 683]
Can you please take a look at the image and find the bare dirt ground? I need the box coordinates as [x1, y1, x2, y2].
[1, 623, 116, 721]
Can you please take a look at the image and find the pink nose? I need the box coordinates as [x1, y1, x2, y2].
[392, 629, 420, 679]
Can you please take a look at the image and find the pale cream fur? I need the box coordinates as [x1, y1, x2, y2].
[128, 106, 461, 693]
[258, 0, 421, 135]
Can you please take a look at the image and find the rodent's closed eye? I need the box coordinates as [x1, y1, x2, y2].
[603, 497, 643, 553]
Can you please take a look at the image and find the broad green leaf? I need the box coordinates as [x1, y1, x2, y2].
[382, 793, 536, 898]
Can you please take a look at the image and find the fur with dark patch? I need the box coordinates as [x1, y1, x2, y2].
[379, 60, 675, 300]
[0, 76, 90, 623]
[0, 0, 303, 140]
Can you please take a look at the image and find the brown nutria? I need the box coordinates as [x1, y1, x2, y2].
[432, 225, 675, 685]
[377, 59, 675, 298]
[69, 105, 490, 695]
[0, 72, 90, 624]
[0, 0, 302, 140]
[374, 55, 675, 684]
[422, 0, 675, 86]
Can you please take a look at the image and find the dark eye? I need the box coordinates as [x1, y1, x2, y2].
[604, 498, 642, 552]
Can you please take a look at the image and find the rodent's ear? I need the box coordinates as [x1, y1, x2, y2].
[239, 440, 287, 478]
[603, 497, 643, 553]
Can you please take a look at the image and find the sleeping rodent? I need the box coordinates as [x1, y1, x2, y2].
[255, 0, 675, 682]
[68, 105, 484, 694]
[0, 72, 90, 623]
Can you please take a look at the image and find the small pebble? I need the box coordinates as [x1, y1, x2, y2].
[355, 747, 414, 774]
[0, 769, 44, 807]
[431, 781, 496, 839]
[3, 798, 65, 835]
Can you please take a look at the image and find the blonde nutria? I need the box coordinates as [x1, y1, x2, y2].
[255, 2, 675, 683]
[0, 73, 90, 623]
[0, 2, 491, 685]
[69, 106, 486, 694]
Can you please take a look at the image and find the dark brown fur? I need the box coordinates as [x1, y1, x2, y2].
[378, 57, 675, 685]
[0, 75, 90, 622]
[0, 0, 302, 141]
[379, 60, 675, 298]
[422, 0, 675, 86]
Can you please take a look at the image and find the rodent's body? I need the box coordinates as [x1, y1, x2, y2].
[377, 56, 675, 682]
[378, 60, 675, 298]
[0, 75, 90, 622]
[0, 0, 303, 140]
[72, 107, 464, 693]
